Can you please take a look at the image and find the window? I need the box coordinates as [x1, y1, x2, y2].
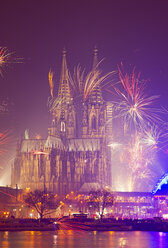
[91, 116, 96, 130]
[52, 119, 55, 126]
[61, 121, 66, 132]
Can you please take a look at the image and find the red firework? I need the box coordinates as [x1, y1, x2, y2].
[0, 129, 13, 155]
[113, 66, 161, 131]
[0, 47, 22, 76]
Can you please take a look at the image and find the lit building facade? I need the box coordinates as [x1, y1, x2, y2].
[11, 49, 113, 195]
[111, 192, 158, 219]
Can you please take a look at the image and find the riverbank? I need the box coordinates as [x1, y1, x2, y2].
[0, 218, 58, 231]
[58, 217, 168, 232]
[1, 217, 168, 232]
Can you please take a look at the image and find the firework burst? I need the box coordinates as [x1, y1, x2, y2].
[0, 98, 10, 114]
[0, 129, 13, 155]
[69, 63, 114, 101]
[113, 66, 161, 132]
[119, 127, 160, 191]
[109, 66, 163, 191]
[0, 47, 22, 76]
[47, 96, 63, 113]
[141, 126, 161, 150]
[48, 69, 54, 98]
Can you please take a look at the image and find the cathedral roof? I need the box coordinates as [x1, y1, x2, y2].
[67, 138, 100, 151]
[45, 135, 65, 149]
[20, 137, 101, 152]
[20, 139, 46, 153]
[20, 137, 66, 152]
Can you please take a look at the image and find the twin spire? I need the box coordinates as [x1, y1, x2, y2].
[59, 48, 69, 87]
[50, 47, 100, 101]
[93, 46, 98, 70]
[57, 48, 71, 103]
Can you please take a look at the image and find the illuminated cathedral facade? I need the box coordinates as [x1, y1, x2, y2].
[11, 49, 113, 195]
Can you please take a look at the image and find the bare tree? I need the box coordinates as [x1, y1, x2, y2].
[87, 189, 113, 220]
[24, 190, 60, 220]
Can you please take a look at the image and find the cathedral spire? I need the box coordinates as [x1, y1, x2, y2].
[89, 46, 103, 103]
[93, 46, 98, 70]
[58, 48, 71, 103]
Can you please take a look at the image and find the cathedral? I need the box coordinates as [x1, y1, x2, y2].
[11, 49, 113, 195]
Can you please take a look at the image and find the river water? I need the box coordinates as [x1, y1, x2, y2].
[0, 230, 168, 248]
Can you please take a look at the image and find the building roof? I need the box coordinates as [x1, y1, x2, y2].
[20, 137, 101, 153]
[112, 191, 153, 197]
[45, 135, 65, 149]
[67, 138, 100, 151]
[21, 139, 46, 153]
[79, 182, 101, 193]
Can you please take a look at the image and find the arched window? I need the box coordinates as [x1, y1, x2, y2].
[61, 121, 66, 132]
[91, 116, 96, 130]
[52, 117, 57, 127]
[52, 119, 55, 126]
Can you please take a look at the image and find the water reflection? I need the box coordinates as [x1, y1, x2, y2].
[0, 231, 168, 248]
[53, 234, 57, 246]
[118, 237, 127, 247]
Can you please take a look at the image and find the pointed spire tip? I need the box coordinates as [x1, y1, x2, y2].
[62, 47, 66, 56]
[93, 45, 98, 55]
[93, 45, 98, 69]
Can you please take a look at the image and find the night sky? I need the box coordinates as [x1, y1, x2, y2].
[0, 1, 168, 183]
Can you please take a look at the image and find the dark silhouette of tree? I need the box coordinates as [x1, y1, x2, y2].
[87, 189, 113, 220]
[24, 190, 60, 220]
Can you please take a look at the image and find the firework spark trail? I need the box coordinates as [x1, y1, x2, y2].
[48, 69, 54, 97]
[108, 66, 164, 191]
[139, 123, 168, 155]
[112, 127, 160, 191]
[0, 47, 22, 76]
[69, 63, 114, 101]
[0, 99, 10, 114]
[0, 188, 37, 210]
[0, 129, 13, 155]
[47, 96, 63, 113]
[157, 119, 168, 151]
[47, 62, 114, 115]
[126, 134, 143, 172]
[121, 129, 160, 191]
[141, 126, 161, 150]
[113, 66, 161, 132]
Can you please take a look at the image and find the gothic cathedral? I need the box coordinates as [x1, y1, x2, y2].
[11, 49, 113, 195]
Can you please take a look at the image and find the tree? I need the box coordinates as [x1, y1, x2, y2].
[24, 190, 59, 220]
[87, 189, 113, 220]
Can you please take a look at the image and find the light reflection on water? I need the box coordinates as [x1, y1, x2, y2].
[0, 230, 168, 248]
